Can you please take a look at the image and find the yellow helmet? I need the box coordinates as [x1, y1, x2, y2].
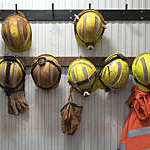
[74, 9, 106, 50]
[67, 59, 97, 96]
[0, 56, 25, 92]
[132, 53, 150, 92]
[99, 54, 129, 90]
[1, 12, 32, 52]
[31, 54, 62, 89]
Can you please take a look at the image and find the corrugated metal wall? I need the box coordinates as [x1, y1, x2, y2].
[0, 0, 149, 150]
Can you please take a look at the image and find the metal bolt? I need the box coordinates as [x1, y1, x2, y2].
[140, 10, 143, 13]
[140, 16, 144, 20]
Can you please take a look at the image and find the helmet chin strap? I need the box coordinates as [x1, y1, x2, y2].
[68, 71, 97, 96]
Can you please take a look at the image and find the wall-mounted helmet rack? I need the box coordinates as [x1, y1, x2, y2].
[11, 56, 134, 68]
[0, 3, 150, 21]
[0, 3, 146, 68]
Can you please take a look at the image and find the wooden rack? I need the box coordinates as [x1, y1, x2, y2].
[19, 56, 135, 67]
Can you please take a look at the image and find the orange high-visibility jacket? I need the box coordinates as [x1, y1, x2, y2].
[119, 85, 150, 150]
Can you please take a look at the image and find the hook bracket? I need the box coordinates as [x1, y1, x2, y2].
[123, 0, 128, 16]
[89, 3, 91, 9]
[15, 4, 18, 14]
[52, 3, 55, 18]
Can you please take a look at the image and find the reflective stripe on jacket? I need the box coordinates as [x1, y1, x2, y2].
[120, 85, 150, 150]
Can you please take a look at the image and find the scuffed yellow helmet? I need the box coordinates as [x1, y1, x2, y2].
[1, 12, 32, 52]
[31, 54, 62, 89]
[74, 9, 106, 50]
[132, 53, 150, 92]
[0, 56, 25, 91]
[99, 54, 129, 90]
[67, 59, 97, 96]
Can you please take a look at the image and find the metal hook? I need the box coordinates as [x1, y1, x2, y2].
[123, 0, 128, 16]
[15, 4, 18, 14]
[52, 3, 55, 18]
[89, 3, 91, 9]
[125, 3, 128, 11]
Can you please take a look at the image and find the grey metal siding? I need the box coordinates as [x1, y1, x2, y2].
[0, 0, 149, 150]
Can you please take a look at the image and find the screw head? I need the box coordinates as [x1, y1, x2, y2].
[140, 10, 143, 13]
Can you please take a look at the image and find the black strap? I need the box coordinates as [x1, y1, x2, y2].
[68, 71, 97, 95]
[60, 102, 83, 112]
[134, 77, 150, 89]
[5, 62, 11, 88]
[103, 54, 126, 68]
[31, 57, 62, 89]
[3, 56, 25, 76]
[98, 71, 111, 92]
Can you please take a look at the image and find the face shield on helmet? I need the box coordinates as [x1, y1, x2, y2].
[74, 9, 106, 50]
[1, 12, 32, 52]
[31, 54, 62, 89]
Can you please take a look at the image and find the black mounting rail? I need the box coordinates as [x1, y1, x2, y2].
[0, 9, 149, 21]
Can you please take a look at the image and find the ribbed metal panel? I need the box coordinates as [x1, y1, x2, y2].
[0, 0, 150, 150]
[1, 0, 150, 9]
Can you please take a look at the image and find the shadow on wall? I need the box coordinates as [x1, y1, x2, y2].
[34, 81, 66, 131]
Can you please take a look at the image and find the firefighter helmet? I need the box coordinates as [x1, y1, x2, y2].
[132, 53, 150, 92]
[0, 56, 25, 90]
[99, 54, 129, 89]
[67, 59, 97, 96]
[31, 54, 62, 89]
[1, 12, 32, 52]
[74, 9, 106, 50]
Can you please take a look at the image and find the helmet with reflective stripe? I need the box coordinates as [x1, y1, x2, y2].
[67, 59, 97, 96]
[31, 54, 62, 89]
[0, 56, 25, 90]
[1, 12, 32, 52]
[132, 53, 150, 92]
[99, 54, 129, 89]
[74, 9, 106, 50]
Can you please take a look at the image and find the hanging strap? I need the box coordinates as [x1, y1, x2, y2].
[68, 87, 73, 103]
[5, 62, 11, 87]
